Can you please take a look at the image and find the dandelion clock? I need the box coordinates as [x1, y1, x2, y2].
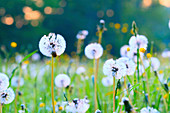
[0, 73, 9, 92]
[84, 43, 103, 59]
[55, 74, 70, 88]
[39, 33, 66, 57]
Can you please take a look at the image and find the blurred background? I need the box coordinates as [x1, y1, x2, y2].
[0, 0, 170, 57]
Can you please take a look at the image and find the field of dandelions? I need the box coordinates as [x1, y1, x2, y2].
[0, 20, 170, 113]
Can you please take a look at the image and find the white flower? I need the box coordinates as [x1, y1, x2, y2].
[66, 97, 90, 113]
[11, 76, 24, 87]
[117, 57, 136, 75]
[18, 110, 25, 113]
[39, 33, 66, 57]
[76, 30, 88, 40]
[31, 53, 40, 61]
[103, 59, 127, 79]
[129, 35, 148, 50]
[85, 43, 103, 59]
[95, 109, 101, 113]
[0, 73, 9, 92]
[102, 76, 113, 87]
[140, 106, 159, 113]
[150, 57, 160, 71]
[0, 87, 15, 104]
[55, 74, 70, 88]
[120, 45, 130, 57]
[76, 66, 86, 75]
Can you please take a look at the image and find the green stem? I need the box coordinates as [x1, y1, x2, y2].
[51, 56, 55, 113]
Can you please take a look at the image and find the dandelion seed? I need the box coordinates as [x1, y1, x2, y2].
[76, 66, 86, 75]
[103, 59, 127, 79]
[0, 73, 9, 92]
[55, 74, 70, 88]
[117, 57, 136, 75]
[39, 33, 66, 57]
[0, 87, 15, 104]
[140, 106, 160, 113]
[84, 43, 103, 59]
[31, 53, 41, 61]
[102, 76, 113, 87]
[150, 57, 160, 71]
[15, 55, 23, 63]
[11, 76, 24, 87]
[129, 35, 148, 51]
[120, 45, 130, 57]
[76, 30, 88, 40]
[162, 50, 170, 58]
[65, 97, 90, 113]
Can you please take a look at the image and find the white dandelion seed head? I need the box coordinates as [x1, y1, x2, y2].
[82, 30, 89, 36]
[158, 73, 164, 83]
[143, 60, 149, 69]
[0, 87, 15, 104]
[127, 49, 144, 63]
[102, 76, 113, 87]
[0, 73, 9, 92]
[66, 98, 90, 113]
[85, 43, 103, 59]
[129, 35, 148, 50]
[137, 64, 145, 76]
[15, 55, 23, 63]
[76, 66, 86, 75]
[11, 76, 24, 87]
[150, 57, 160, 71]
[120, 45, 130, 57]
[39, 33, 66, 57]
[168, 20, 170, 29]
[55, 74, 70, 88]
[95, 109, 101, 113]
[103, 59, 127, 79]
[117, 57, 136, 75]
[76, 30, 88, 40]
[18, 110, 25, 113]
[31, 53, 40, 61]
[140, 106, 160, 113]
[100, 19, 105, 24]
[162, 50, 170, 58]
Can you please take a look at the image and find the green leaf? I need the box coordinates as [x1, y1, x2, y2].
[9, 50, 38, 87]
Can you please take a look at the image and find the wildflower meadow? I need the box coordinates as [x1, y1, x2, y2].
[0, 0, 170, 113]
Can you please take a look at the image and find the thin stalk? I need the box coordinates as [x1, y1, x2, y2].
[51, 56, 55, 113]
[0, 104, 2, 113]
[76, 39, 81, 67]
[168, 92, 170, 111]
[137, 48, 140, 83]
[140, 56, 150, 104]
[94, 58, 97, 110]
[15, 66, 22, 113]
[113, 77, 115, 112]
[133, 72, 137, 105]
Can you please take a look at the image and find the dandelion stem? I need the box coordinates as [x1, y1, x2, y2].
[51, 56, 55, 113]
[93, 58, 97, 110]
[15, 65, 22, 113]
[113, 77, 115, 112]
[0, 104, 2, 113]
[140, 56, 150, 105]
